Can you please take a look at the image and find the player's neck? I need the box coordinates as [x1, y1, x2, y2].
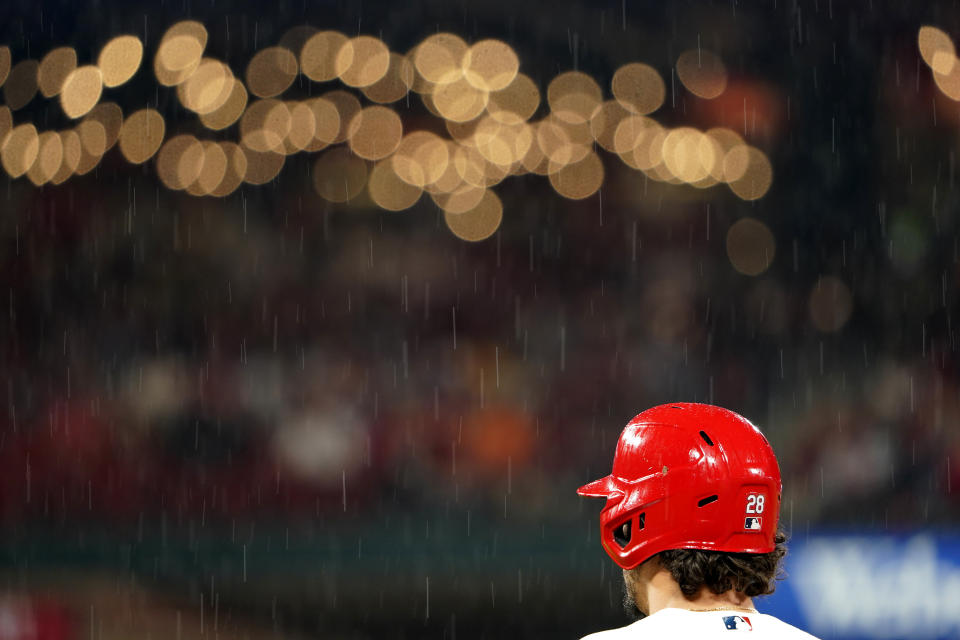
[645, 568, 756, 616]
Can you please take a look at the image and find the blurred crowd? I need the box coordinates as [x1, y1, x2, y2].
[0, 141, 957, 534]
[2, 1, 960, 549]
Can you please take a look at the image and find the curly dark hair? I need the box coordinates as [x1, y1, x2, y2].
[655, 530, 788, 598]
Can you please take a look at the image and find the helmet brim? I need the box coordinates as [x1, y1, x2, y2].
[576, 474, 621, 497]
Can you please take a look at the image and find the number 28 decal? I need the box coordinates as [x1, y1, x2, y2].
[745, 494, 765, 514]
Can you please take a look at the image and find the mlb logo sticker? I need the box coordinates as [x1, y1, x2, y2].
[744, 517, 762, 530]
[722, 615, 753, 631]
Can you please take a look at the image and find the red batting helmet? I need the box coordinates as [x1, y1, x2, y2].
[578, 403, 781, 569]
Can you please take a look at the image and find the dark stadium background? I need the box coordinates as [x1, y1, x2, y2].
[1, 0, 958, 638]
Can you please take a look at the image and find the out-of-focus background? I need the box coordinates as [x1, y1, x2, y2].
[0, 0, 958, 638]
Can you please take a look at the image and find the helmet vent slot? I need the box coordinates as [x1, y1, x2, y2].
[699, 430, 714, 446]
[613, 520, 631, 548]
[612, 512, 645, 549]
[697, 495, 719, 507]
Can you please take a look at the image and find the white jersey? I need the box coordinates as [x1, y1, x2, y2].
[581, 608, 820, 640]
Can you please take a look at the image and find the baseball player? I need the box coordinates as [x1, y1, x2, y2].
[578, 403, 819, 638]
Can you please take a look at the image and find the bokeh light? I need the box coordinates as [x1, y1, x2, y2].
[419, 91, 444, 119]
[161, 20, 209, 47]
[98, 35, 143, 88]
[392, 131, 450, 188]
[661, 127, 715, 183]
[724, 145, 774, 200]
[537, 114, 590, 168]
[60, 66, 104, 118]
[1, 124, 39, 177]
[421, 142, 464, 192]
[809, 276, 854, 332]
[26, 131, 64, 186]
[0, 46, 10, 88]
[346, 106, 403, 160]
[433, 75, 489, 122]
[519, 126, 550, 175]
[454, 144, 509, 188]
[299, 97, 341, 152]
[620, 121, 665, 171]
[301, 31, 349, 83]
[38, 47, 78, 98]
[675, 49, 728, 99]
[611, 114, 651, 156]
[336, 36, 390, 88]
[154, 21, 208, 86]
[0, 106, 12, 144]
[86, 102, 124, 151]
[919, 26, 960, 101]
[547, 71, 602, 124]
[413, 33, 468, 85]
[445, 118, 481, 147]
[240, 99, 291, 152]
[548, 151, 604, 199]
[432, 182, 487, 213]
[647, 154, 683, 184]
[486, 73, 540, 125]
[199, 78, 248, 130]
[5, 60, 40, 110]
[0, 20, 776, 232]
[246, 47, 298, 98]
[470, 116, 512, 166]
[50, 129, 81, 184]
[726, 218, 776, 276]
[313, 147, 368, 201]
[75, 120, 107, 174]
[362, 53, 414, 104]
[77, 120, 106, 155]
[919, 26, 956, 74]
[463, 39, 519, 92]
[452, 145, 487, 187]
[186, 141, 228, 196]
[118, 108, 165, 164]
[474, 117, 532, 168]
[179, 58, 235, 114]
[692, 133, 725, 186]
[209, 141, 247, 196]
[243, 145, 286, 184]
[154, 36, 203, 86]
[157, 134, 204, 190]
[707, 127, 745, 156]
[322, 90, 361, 144]
[611, 62, 665, 115]
[444, 189, 503, 241]
[368, 159, 423, 210]
[590, 100, 631, 152]
[933, 57, 960, 100]
[283, 101, 319, 153]
[37, 132, 65, 184]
